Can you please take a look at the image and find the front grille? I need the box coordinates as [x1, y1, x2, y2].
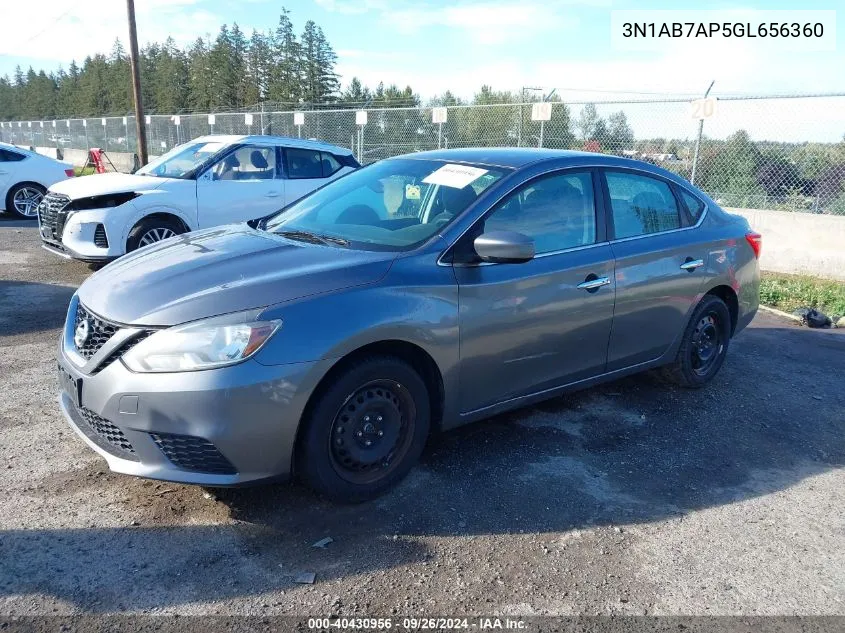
[151, 433, 237, 475]
[39, 193, 71, 241]
[93, 224, 109, 248]
[91, 331, 152, 374]
[74, 303, 118, 360]
[77, 406, 136, 456]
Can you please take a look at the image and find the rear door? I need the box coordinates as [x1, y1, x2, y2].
[0, 148, 25, 204]
[453, 169, 616, 413]
[601, 168, 707, 371]
[196, 145, 283, 228]
[282, 147, 348, 205]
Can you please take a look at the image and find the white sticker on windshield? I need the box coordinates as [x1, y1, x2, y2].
[422, 164, 488, 189]
[196, 142, 226, 154]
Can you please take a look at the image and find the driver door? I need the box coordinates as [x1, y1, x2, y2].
[453, 169, 615, 413]
[196, 145, 284, 228]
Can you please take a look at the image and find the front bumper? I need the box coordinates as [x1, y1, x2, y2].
[57, 332, 329, 485]
[39, 203, 127, 261]
[41, 238, 114, 263]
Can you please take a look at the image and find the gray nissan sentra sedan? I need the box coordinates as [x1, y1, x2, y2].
[57, 148, 761, 502]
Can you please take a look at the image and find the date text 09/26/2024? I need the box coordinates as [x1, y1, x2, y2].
[307, 617, 528, 630]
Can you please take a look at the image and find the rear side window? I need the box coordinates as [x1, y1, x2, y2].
[0, 148, 25, 162]
[680, 189, 706, 222]
[285, 148, 347, 179]
[605, 171, 681, 239]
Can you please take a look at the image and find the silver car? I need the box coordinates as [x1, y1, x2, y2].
[57, 149, 761, 502]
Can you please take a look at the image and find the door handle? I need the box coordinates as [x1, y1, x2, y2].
[265, 191, 280, 198]
[680, 258, 705, 271]
[577, 276, 611, 291]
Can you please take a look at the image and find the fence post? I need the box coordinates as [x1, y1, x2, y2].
[690, 80, 714, 186]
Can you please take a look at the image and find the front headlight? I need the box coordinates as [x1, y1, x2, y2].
[67, 192, 140, 211]
[122, 310, 281, 373]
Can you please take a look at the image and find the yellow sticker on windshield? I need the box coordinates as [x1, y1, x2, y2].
[405, 184, 421, 200]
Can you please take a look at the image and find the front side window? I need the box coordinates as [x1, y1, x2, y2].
[137, 140, 228, 179]
[264, 158, 507, 250]
[605, 171, 681, 238]
[484, 171, 597, 254]
[210, 146, 276, 181]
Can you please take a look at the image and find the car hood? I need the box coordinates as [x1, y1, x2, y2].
[49, 172, 174, 198]
[77, 225, 396, 326]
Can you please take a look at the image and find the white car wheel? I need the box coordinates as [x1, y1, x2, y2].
[7, 184, 45, 219]
[138, 227, 178, 247]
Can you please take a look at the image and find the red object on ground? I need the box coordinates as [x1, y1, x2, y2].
[89, 148, 107, 174]
[64, 169, 75, 177]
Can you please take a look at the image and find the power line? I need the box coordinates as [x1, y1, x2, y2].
[18, 8, 75, 46]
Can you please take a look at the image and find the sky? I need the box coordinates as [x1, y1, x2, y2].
[0, 0, 843, 141]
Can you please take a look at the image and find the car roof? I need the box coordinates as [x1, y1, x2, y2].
[190, 134, 353, 155]
[0, 141, 34, 155]
[397, 147, 694, 187]
[398, 147, 663, 170]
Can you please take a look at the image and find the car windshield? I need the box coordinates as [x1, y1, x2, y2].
[136, 140, 229, 179]
[263, 158, 508, 250]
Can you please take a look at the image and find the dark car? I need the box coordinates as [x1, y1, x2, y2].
[57, 148, 761, 502]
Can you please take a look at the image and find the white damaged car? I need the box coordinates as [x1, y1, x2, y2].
[38, 135, 359, 262]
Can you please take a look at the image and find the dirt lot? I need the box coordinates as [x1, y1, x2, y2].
[1, 214, 843, 617]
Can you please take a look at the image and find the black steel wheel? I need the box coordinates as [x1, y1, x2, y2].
[663, 294, 731, 388]
[690, 313, 722, 377]
[328, 380, 416, 485]
[296, 356, 431, 503]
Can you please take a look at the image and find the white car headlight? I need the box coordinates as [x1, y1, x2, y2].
[122, 311, 281, 373]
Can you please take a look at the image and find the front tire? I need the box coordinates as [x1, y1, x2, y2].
[126, 216, 184, 252]
[5, 182, 45, 219]
[296, 356, 431, 503]
[662, 295, 731, 388]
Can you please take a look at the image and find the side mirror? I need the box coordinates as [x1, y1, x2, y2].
[473, 231, 535, 263]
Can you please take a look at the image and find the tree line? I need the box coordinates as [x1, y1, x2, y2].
[0, 8, 422, 119]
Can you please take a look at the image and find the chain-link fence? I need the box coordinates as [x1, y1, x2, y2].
[2, 93, 844, 214]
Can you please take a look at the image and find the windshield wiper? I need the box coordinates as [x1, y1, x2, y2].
[276, 230, 349, 247]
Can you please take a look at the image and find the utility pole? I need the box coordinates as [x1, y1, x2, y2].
[126, 0, 148, 166]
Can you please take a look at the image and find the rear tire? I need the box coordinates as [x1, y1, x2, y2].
[126, 216, 184, 252]
[662, 295, 731, 388]
[5, 182, 46, 219]
[295, 356, 430, 503]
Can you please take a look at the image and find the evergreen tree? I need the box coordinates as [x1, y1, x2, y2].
[268, 9, 300, 104]
[187, 37, 213, 111]
[245, 30, 272, 106]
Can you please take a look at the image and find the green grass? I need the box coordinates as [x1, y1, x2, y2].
[760, 272, 845, 317]
[73, 166, 96, 177]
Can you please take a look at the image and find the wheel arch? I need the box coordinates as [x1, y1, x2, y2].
[704, 284, 739, 335]
[293, 339, 446, 472]
[126, 211, 191, 250]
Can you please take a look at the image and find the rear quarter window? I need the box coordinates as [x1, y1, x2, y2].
[0, 148, 25, 162]
[680, 189, 706, 222]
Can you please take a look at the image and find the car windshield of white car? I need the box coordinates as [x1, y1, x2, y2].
[264, 158, 508, 251]
[137, 141, 227, 179]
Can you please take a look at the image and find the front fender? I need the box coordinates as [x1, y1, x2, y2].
[253, 254, 461, 423]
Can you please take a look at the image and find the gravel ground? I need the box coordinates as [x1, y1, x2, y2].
[1, 214, 843, 617]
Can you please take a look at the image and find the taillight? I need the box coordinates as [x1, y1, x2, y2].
[64, 169, 75, 177]
[745, 231, 762, 259]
